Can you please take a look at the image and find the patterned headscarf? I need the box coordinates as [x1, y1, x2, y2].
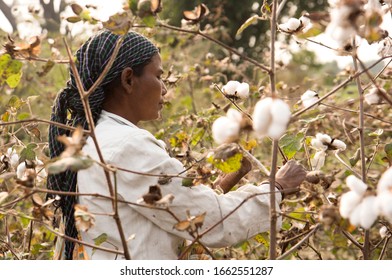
[47, 30, 159, 259]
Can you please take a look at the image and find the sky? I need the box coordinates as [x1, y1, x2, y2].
[0, 0, 391, 68]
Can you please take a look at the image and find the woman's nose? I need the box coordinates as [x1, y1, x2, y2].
[161, 80, 167, 96]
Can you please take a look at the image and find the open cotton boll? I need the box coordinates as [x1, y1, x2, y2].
[267, 123, 287, 140]
[364, 87, 382, 105]
[311, 150, 326, 170]
[379, 226, 388, 238]
[301, 90, 319, 108]
[212, 116, 240, 145]
[378, 193, 392, 222]
[330, 139, 346, 151]
[6, 148, 20, 168]
[359, 195, 379, 229]
[348, 203, 362, 226]
[236, 82, 250, 99]
[346, 175, 368, 196]
[377, 166, 392, 193]
[279, 17, 301, 33]
[226, 108, 243, 124]
[316, 133, 332, 145]
[270, 99, 291, 125]
[252, 97, 273, 136]
[16, 162, 28, 179]
[311, 138, 328, 151]
[222, 80, 241, 96]
[339, 191, 362, 218]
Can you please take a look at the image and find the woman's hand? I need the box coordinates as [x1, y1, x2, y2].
[275, 160, 307, 196]
[213, 157, 252, 193]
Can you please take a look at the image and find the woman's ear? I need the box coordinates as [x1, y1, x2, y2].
[120, 67, 134, 94]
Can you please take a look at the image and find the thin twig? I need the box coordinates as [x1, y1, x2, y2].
[352, 53, 370, 260]
[378, 237, 390, 260]
[342, 230, 363, 249]
[268, 0, 279, 260]
[334, 151, 361, 178]
[277, 224, 321, 260]
[158, 23, 271, 73]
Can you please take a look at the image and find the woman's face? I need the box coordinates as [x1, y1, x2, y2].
[129, 53, 167, 123]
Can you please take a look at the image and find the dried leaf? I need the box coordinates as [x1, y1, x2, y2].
[57, 126, 85, 158]
[183, 4, 209, 24]
[74, 204, 95, 232]
[47, 156, 93, 174]
[71, 3, 83, 15]
[66, 16, 82, 23]
[141, 185, 162, 205]
[236, 15, 259, 36]
[103, 12, 131, 35]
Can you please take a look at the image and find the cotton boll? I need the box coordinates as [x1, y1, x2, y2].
[331, 139, 346, 151]
[267, 122, 287, 140]
[348, 203, 362, 226]
[379, 226, 388, 238]
[346, 175, 368, 196]
[316, 133, 332, 145]
[279, 18, 301, 33]
[339, 191, 362, 218]
[6, 148, 19, 168]
[212, 116, 240, 145]
[222, 81, 240, 96]
[311, 150, 326, 170]
[301, 90, 319, 107]
[16, 162, 27, 180]
[226, 108, 242, 124]
[377, 193, 392, 222]
[252, 97, 273, 136]
[270, 99, 291, 125]
[365, 87, 382, 105]
[377, 166, 392, 194]
[311, 138, 328, 151]
[359, 195, 379, 229]
[236, 82, 250, 99]
[299, 15, 310, 28]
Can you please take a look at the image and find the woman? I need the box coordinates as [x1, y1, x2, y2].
[48, 30, 306, 260]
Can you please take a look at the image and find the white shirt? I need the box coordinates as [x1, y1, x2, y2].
[77, 111, 282, 260]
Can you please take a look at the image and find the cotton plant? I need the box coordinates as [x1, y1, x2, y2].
[377, 166, 392, 223]
[301, 90, 319, 108]
[252, 97, 291, 140]
[16, 158, 47, 183]
[0, 148, 20, 169]
[310, 133, 346, 170]
[222, 80, 250, 99]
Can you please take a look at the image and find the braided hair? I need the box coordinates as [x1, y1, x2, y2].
[48, 30, 159, 259]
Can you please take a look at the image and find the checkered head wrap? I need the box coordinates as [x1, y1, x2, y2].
[47, 30, 159, 259]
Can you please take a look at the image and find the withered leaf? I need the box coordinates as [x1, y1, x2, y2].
[74, 204, 95, 232]
[142, 185, 162, 204]
[103, 12, 131, 35]
[183, 4, 209, 24]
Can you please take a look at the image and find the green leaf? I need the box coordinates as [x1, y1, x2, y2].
[128, 0, 138, 14]
[66, 16, 82, 23]
[279, 133, 304, 159]
[349, 148, 361, 167]
[7, 95, 24, 109]
[93, 233, 108, 246]
[253, 232, 269, 248]
[295, 25, 323, 39]
[236, 15, 259, 36]
[17, 112, 30, 121]
[190, 127, 205, 147]
[385, 143, 392, 161]
[207, 152, 243, 173]
[20, 143, 38, 161]
[0, 54, 23, 88]
[142, 15, 156, 28]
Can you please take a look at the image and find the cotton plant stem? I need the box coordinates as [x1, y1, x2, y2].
[268, 0, 279, 260]
[277, 224, 321, 260]
[63, 38, 131, 260]
[352, 54, 370, 260]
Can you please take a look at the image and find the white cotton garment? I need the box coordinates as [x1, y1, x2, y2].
[77, 110, 282, 260]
